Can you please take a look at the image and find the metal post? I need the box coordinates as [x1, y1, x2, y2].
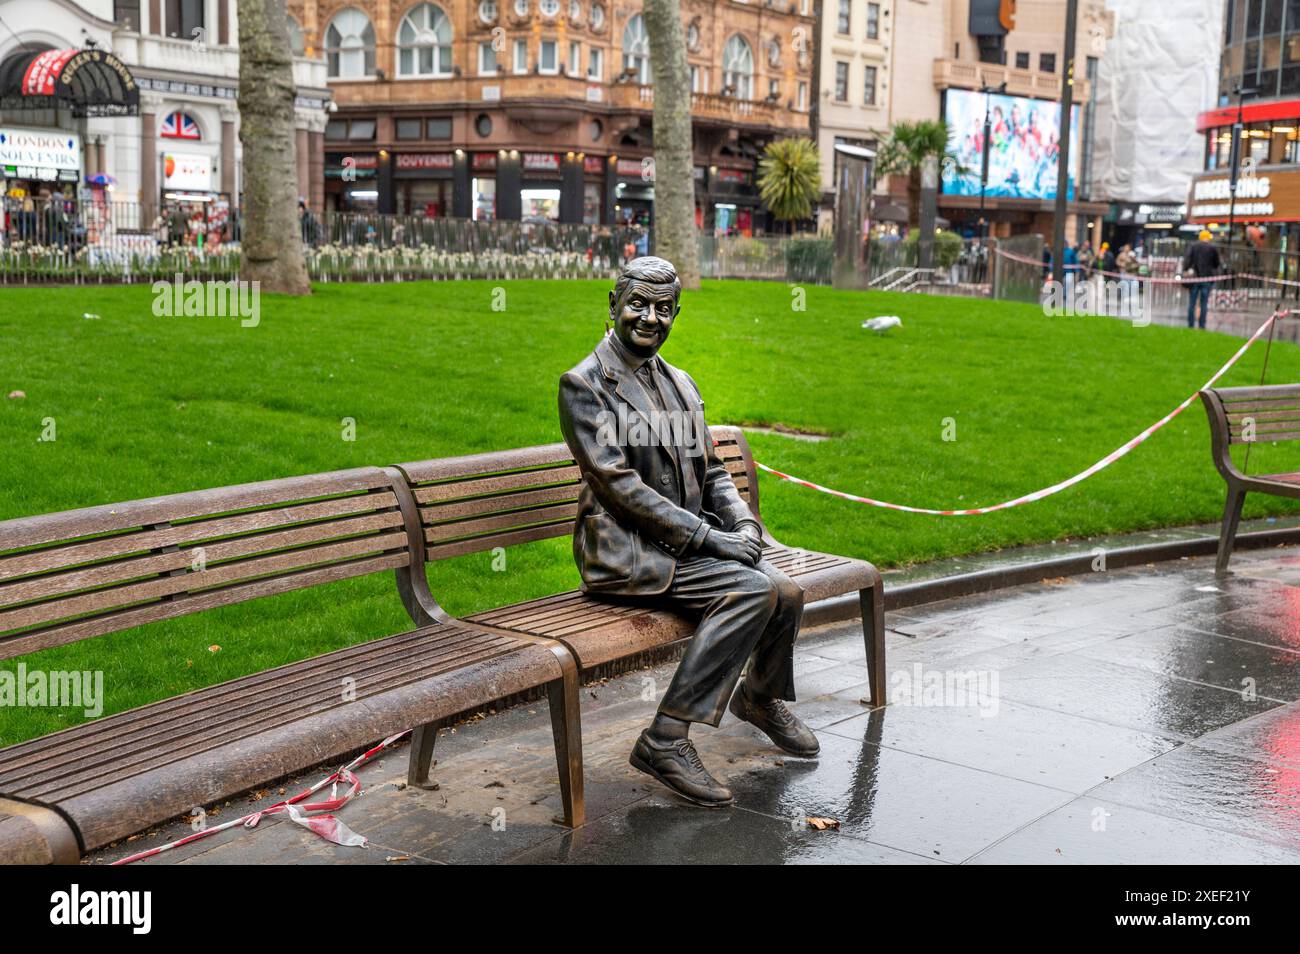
[1051, 0, 1079, 286]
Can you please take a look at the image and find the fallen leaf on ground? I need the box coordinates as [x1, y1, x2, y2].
[806, 817, 840, 831]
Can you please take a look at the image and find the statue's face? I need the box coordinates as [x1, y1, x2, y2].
[609, 280, 680, 358]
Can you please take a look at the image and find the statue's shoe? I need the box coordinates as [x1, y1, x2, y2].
[629, 731, 734, 808]
[729, 684, 820, 758]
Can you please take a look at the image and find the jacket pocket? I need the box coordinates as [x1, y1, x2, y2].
[580, 511, 632, 586]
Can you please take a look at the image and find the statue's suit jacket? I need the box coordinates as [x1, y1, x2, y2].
[559, 334, 760, 596]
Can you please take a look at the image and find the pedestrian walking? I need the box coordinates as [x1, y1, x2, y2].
[1180, 229, 1221, 330]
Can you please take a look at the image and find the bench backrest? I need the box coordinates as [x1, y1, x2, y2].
[0, 467, 414, 659]
[0, 427, 762, 658]
[395, 425, 761, 564]
[1202, 384, 1300, 447]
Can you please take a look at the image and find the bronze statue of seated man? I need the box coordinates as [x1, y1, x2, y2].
[558, 255, 818, 808]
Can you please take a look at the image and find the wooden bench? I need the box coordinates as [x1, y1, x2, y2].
[0, 426, 883, 864]
[0, 466, 583, 864]
[394, 424, 885, 730]
[1201, 384, 1300, 573]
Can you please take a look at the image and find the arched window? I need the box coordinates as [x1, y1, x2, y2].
[722, 34, 753, 99]
[397, 3, 454, 76]
[622, 13, 649, 84]
[325, 9, 376, 78]
[286, 15, 306, 56]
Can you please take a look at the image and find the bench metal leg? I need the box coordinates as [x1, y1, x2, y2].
[1216, 487, 1246, 576]
[546, 655, 585, 829]
[407, 722, 439, 790]
[859, 575, 887, 707]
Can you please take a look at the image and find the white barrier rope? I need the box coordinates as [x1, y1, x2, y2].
[755, 310, 1284, 516]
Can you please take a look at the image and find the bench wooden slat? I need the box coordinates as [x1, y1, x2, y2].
[0, 531, 409, 636]
[7, 631, 524, 800]
[0, 491, 400, 584]
[413, 464, 582, 505]
[424, 521, 574, 560]
[0, 468, 395, 553]
[0, 552, 410, 658]
[421, 482, 581, 523]
[0, 511, 405, 608]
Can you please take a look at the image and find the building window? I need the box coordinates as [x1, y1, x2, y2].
[479, 41, 498, 74]
[285, 15, 307, 55]
[687, 22, 700, 50]
[569, 40, 581, 74]
[514, 0, 529, 14]
[768, 78, 780, 100]
[475, 114, 493, 137]
[395, 118, 423, 140]
[348, 119, 376, 140]
[514, 39, 528, 73]
[325, 9, 376, 78]
[722, 34, 754, 99]
[539, 39, 559, 73]
[325, 120, 347, 141]
[797, 81, 807, 110]
[588, 47, 603, 79]
[690, 65, 704, 93]
[866, 2, 879, 39]
[834, 61, 848, 102]
[570, 0, 582, 20]
[478, 0, 497, 22]
[540, 0, 560, 16]
[623, 13, 650, 83]
[1040, 52, 1056, 73]
[427, 118, 453, 139]
[164, 0, 204, 40]
[837, 0, 851, 35]
[113, 0, 141, 30]
[1015, 51, 1029, 69]
[397, 4, 453, 77]
[590, 3, 604, 28]
[863, 64, 876, 105]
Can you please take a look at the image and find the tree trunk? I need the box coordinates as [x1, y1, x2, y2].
[238, 0, 310, 295]
[644, 0, 700, 289]
[907, 168, 921, 231]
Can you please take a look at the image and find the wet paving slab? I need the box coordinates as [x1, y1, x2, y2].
[92, 546, 1300, 865]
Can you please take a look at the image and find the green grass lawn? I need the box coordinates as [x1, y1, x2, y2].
[3, 278, 1300, 744]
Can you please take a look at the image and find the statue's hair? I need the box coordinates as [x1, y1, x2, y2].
[613, 255, 681, 303]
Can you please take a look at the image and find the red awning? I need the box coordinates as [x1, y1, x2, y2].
[3, 45, 139, 117]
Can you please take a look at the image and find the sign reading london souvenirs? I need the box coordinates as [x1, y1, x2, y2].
[0, 126, 82, 182]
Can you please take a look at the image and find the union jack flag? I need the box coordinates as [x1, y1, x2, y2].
[160, 111, 201, 140]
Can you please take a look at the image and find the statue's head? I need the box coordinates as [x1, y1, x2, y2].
[609, 256, 681, 360]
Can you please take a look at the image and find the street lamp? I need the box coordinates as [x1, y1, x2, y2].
[978, 81, 1007, 245]
[1225, 83, 1258, 286]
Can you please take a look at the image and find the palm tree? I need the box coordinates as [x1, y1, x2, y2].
[875, 119, 961, 230]
[238, 0, 310, 294]
[644, 0, 701, 288]
[757, 138, 821, 233]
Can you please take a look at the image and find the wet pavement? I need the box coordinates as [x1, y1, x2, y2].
[94, 545, 1300, 866]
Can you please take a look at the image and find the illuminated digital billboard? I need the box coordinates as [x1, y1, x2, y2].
[942, 87, 1081, 201]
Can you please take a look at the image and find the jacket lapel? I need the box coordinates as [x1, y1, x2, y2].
[596, 336, 681, 474]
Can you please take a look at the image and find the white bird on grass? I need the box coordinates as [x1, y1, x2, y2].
[862, 315, 902, 335]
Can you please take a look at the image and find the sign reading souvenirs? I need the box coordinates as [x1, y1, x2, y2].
[0, 127, 82, 182]
[3, 45, 139, 117]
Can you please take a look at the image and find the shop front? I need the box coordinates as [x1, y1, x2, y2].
[394, 152, 454, 217]
[1187, 165, 1300, 261]
[613, 157, 653, 228]
[0, 124, 81, 241]
[325, 153, 379, 212]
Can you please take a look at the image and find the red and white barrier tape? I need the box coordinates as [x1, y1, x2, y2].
[755, 310, 1285, 516]
[111, 730, 408, 865]
[993, 246, 1237, 285]
[993, 245, 1300, 288]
